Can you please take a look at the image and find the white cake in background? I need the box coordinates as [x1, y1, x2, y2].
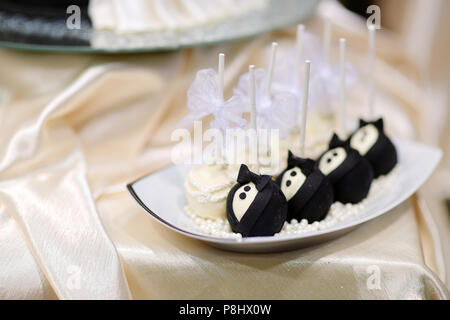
[89, 0, 269, 33]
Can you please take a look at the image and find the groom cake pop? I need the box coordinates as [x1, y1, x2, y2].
[318, 134, 374, 204]
[226, 164, 287, 237]
[276, 151, 334, 222]
[347, 118, 397, 178]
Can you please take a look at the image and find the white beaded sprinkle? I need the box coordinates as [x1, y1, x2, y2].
[185, 167, 398, 240]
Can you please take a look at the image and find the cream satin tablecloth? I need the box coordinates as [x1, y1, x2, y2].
[0, 15, 448, 299]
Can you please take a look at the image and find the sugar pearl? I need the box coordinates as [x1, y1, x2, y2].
[186, 167, 398, 239]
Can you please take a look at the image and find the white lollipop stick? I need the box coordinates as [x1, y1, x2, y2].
[339, 38, 347, 137]
[218, 53, 225, 101]
[216, 53, 225, 162]
[299, 60, 311, 157]
[368, 25, 376, 119]
[265, 42, 278, 96]
[250, 65, 257, 130]
[295, 24, 305, 85]
[249, 65, 259, 170]
[323, 17, 332, 64]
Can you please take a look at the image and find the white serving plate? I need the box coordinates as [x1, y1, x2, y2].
[127, 138, 441, 253]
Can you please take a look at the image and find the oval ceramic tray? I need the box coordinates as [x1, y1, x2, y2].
[127, 138, 442, 253]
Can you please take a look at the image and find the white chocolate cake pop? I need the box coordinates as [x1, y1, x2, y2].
[184, 53, 246, 219]
[185, 164, 236, 219]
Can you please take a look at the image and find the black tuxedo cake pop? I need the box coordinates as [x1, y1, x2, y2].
[226, 164, 287, 237]
[347, 118, 397, 178]
[276, 151, 334, 223]
[318, 134, 374, 204]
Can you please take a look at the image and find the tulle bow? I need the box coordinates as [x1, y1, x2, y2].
[234, 68, 298, 138]
[181, 68, 246, 130]
[273, 32, 358, 114]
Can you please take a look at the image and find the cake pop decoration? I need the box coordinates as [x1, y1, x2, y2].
[272, 24, 357, 115]
[347, 26, 397, 177]
[227, 164, 287, 237]
[183, 53, 246, 220]
[316, 38, 374, 204]
[348, 118, 397, 177]
[182, 53, 246, 132]
[234, 43, 298, 138]
[277, 61, 333, 222]
[227, 68, 287, 237]
[276, 151, 334, 222]
[318, 134, 374, 204]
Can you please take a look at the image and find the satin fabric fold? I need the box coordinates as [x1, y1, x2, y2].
[0, 13, 448, 299]
[103, 197, 448, 299]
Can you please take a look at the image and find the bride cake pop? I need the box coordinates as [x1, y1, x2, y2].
[227, 164, 287, 237]
[276, 151, 334, 222]
[233, 43, 298, 175]
[272, 24, 358, 116]
[318, 134, 374, 204]
[234, 42, 298, 139]
[184, 53, 246, 219]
